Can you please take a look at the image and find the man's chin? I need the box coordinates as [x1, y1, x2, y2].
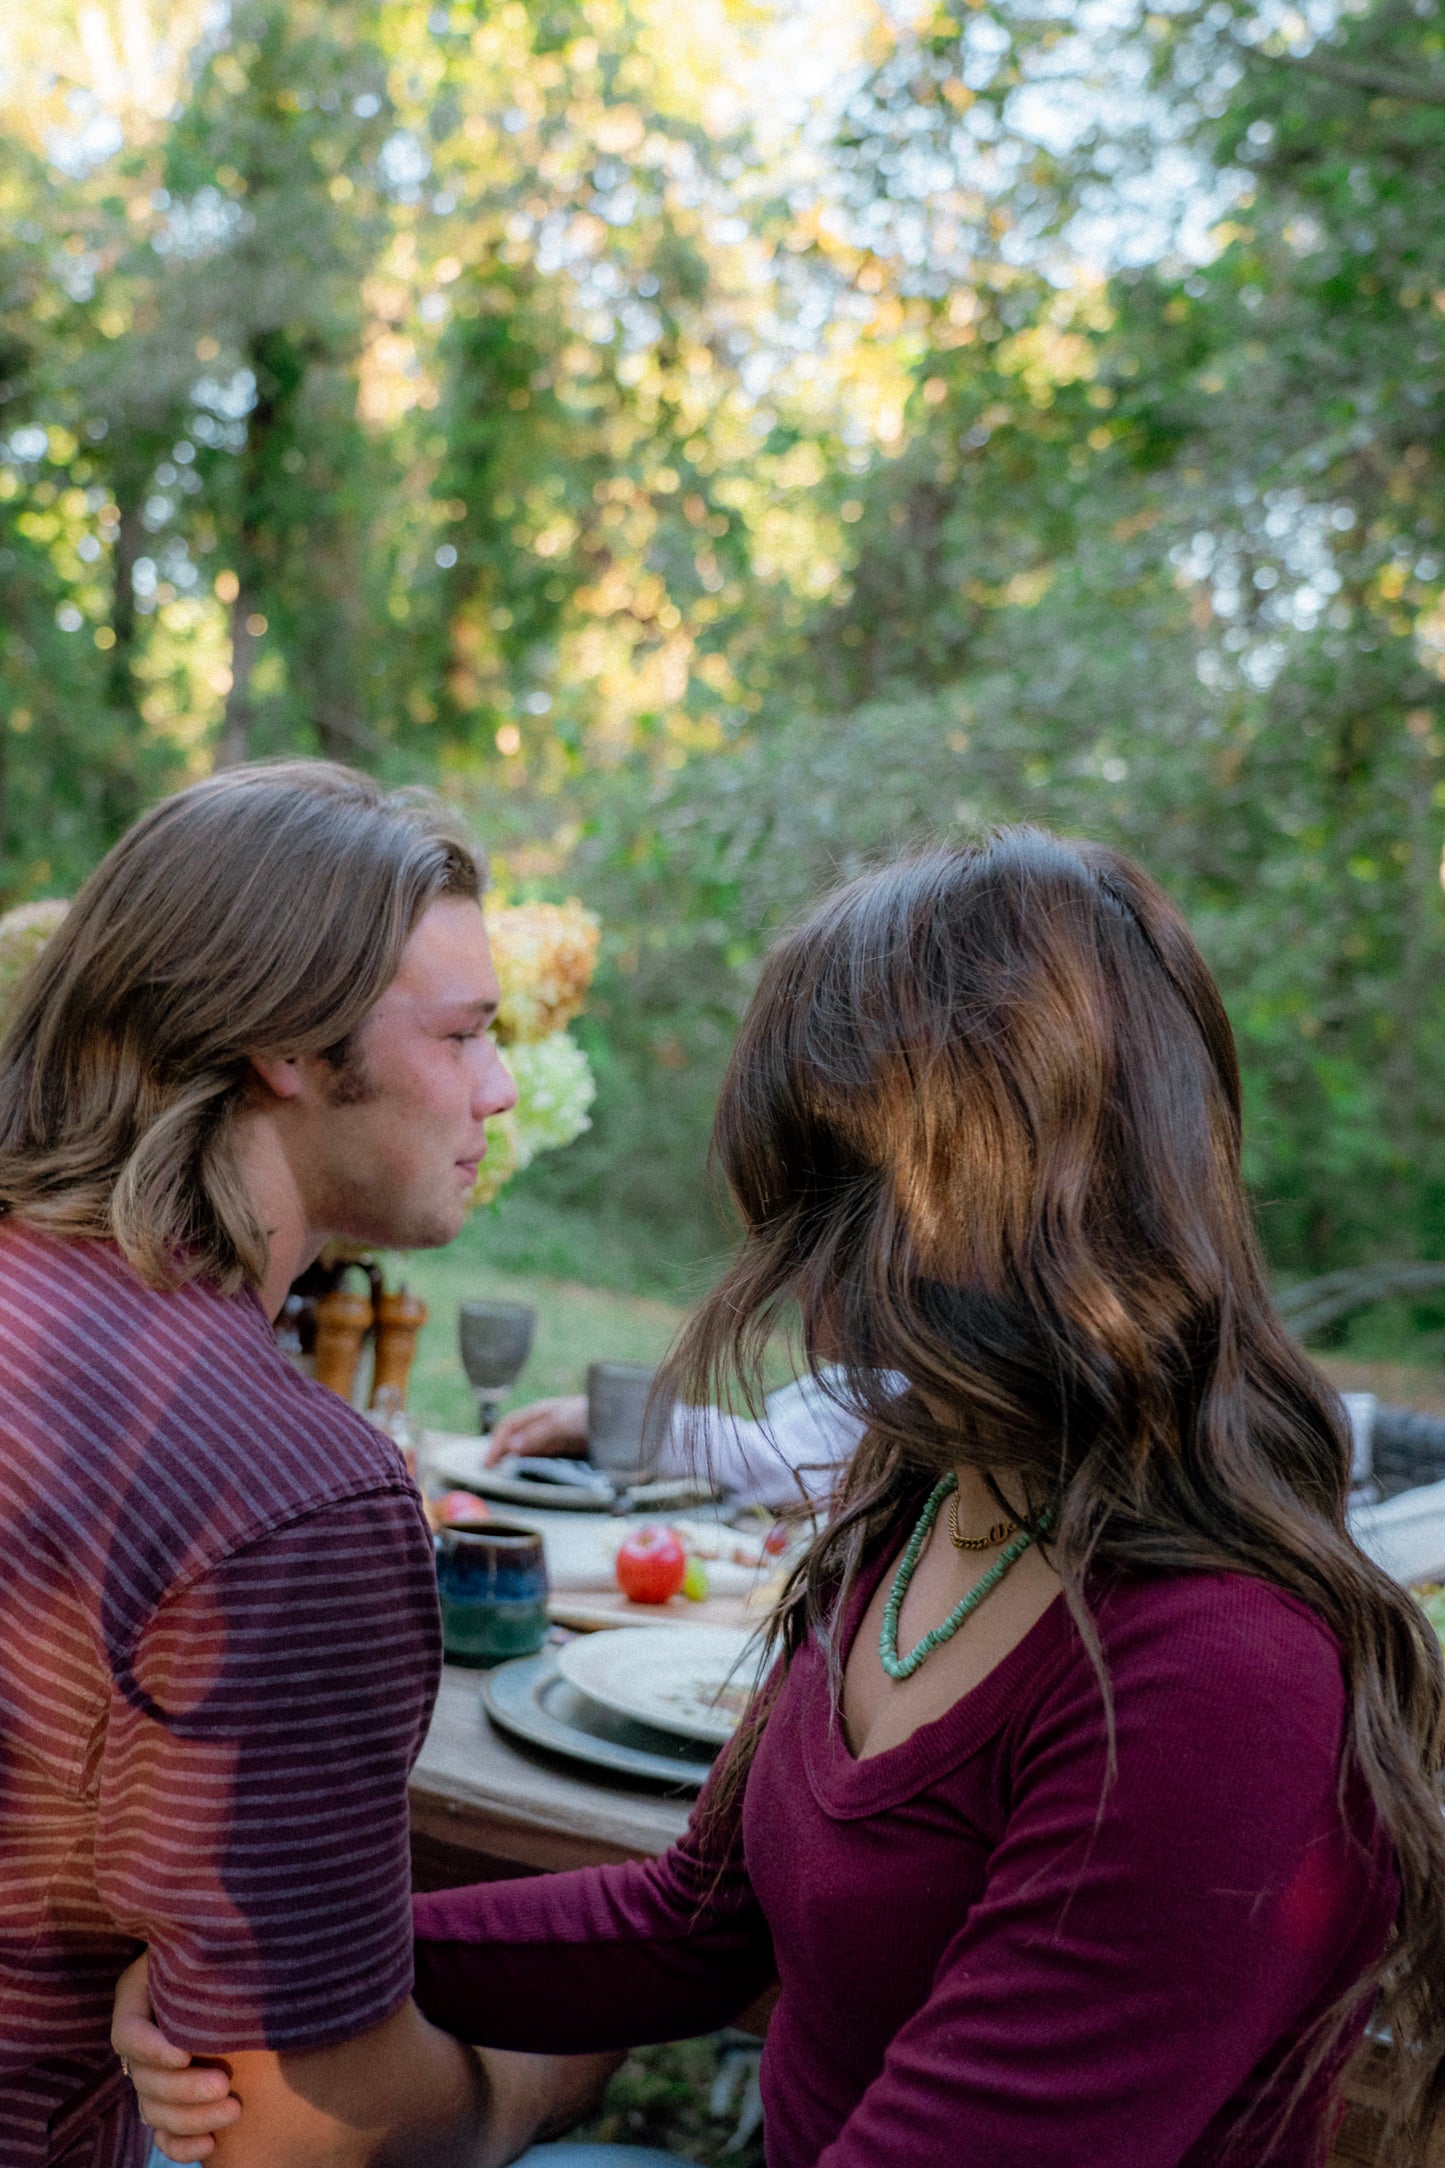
[395, 1205, 469, 1252]
[330, 1200, 468, 1255]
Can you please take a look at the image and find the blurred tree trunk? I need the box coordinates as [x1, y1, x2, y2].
[220, 328, 305, 765]
[105, 480, 145, 728]
[219, 581, 263, 768]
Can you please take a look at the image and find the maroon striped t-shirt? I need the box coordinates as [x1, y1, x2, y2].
[0, 1223, 442, 2168]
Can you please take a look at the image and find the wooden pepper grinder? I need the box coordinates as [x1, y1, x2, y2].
[371, 1288, 428, 1410]
[312, 1287, 374, 1403]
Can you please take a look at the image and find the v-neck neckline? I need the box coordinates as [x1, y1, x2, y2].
[800, 1511, 1070, 1820]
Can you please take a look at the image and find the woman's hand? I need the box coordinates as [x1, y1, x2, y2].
[111, 1953, 239, 2161]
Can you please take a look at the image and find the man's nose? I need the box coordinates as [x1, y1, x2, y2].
[475, 1039, 518, 1120]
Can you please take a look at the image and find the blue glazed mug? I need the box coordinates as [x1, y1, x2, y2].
[436, 1519, 549, 1667]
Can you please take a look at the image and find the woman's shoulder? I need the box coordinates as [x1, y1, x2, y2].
[1065, 1566, 1348, 1753]
[972, 1570, 1362, 1857]
[1095, 1563, 1341, 1658]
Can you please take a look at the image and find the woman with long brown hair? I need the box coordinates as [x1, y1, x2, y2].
[126, 829, 1444, 2166]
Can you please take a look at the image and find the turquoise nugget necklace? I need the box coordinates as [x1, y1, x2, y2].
[879, 1475, 1052, 1683]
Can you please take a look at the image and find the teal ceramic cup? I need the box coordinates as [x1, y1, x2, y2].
[436, 1520, 549, 1667]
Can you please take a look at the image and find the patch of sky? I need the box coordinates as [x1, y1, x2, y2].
[191, 370, 256, 420]
[7, 427, 49, 464]
[51, 249, 98, 303]
[1241, 639, 1287, 689]
[45, 89, 124, 179]
[162, 543, 199, 589]
[600, 185, 640, 228]
[152, 187, 246, 260]
[378, 130, 430, 199]
[617, 302, 662, 353]
[1172, 485, 1356, 641]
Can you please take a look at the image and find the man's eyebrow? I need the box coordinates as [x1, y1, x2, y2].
[444, 995, 499, 1020]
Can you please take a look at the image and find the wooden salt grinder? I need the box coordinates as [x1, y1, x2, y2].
[371, 1288, 429, 1409]
[312, 1287, 374, 1403]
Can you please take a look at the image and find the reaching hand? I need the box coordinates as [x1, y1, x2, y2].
[486, 1395, 589, 1467]
[111, 1953, 238, 2161]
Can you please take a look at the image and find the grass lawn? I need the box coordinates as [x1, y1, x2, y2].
[382, 1213, 690, 1434]
[383, 1213, 1445, 1439]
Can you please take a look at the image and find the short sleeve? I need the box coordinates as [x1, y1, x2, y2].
[94, 1489, 441, 2053]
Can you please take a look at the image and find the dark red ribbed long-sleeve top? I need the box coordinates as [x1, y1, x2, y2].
[414, 1558, 1397, 2167]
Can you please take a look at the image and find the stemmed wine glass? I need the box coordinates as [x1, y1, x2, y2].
[457, 1300, 536, 1436]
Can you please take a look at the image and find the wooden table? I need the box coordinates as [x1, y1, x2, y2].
[410, 1661, 692, 1887]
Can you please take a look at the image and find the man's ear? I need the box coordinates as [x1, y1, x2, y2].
[247, 1051, 310, 1102]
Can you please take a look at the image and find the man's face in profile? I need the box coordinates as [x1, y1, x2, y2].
[294, 896, 517, 1252]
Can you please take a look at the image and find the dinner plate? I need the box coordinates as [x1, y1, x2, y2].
[457, 1465, 615, 1517]
[428, 1438, 616, 1513]
[555, 1623, 761, 1747]
[482, 1649, 718, 1789]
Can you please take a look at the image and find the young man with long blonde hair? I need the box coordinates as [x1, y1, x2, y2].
[0, 761, 540, 2167]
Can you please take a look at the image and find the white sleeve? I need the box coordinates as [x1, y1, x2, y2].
[655, 1371, 870, 1510]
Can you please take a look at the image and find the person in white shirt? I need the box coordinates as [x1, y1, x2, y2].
[488, 1371, 868, 1512]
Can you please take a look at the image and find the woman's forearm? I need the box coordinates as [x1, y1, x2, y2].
[414, 1844, 774, 2053]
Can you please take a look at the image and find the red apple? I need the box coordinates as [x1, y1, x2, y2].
[428, 1490, 491, 1531]
[615, 1523, 687, 1605]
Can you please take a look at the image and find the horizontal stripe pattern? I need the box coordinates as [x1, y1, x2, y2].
[0, 1225, 442, 2167]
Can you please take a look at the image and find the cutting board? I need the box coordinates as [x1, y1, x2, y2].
[547, 1586, 772, 1633]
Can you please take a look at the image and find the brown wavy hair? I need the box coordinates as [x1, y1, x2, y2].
[0, 759, 482, 1293]
[668, 827, 1445, 2144]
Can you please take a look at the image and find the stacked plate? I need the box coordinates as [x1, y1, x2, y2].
[483, 1623, 761, 1791]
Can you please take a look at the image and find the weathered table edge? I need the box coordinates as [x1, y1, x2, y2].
[410, 1662, 694, 1877]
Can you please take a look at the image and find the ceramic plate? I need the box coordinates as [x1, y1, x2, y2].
[482, 1649, 717, 1789]
[427, 1436, 614, 1513]
[469, 1464, 616, 1513]
[555, 1623, 761, 1747]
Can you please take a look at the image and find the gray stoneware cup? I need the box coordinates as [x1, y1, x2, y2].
[458, 1300, 536, 1432]
[586, 1361, 668, 1479]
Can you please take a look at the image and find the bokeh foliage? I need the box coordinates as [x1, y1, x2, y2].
[3, 0, 1445, 1284]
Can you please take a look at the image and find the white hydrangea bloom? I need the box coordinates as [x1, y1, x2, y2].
[470, 1030, 596, 1208]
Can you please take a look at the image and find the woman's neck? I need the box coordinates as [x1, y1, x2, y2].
[951, 1462, 1026, 1540]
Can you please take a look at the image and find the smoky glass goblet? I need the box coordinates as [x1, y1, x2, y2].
[458, 1300, 536, 1435]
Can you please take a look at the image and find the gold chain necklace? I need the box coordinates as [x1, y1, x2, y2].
[880, 1479, 1053, 1682]
[948, 1488, 1020, 1553]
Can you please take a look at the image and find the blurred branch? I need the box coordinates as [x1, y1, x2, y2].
[1235, 37, 1445, 109]
[1278, 1263, 1445, 1341]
